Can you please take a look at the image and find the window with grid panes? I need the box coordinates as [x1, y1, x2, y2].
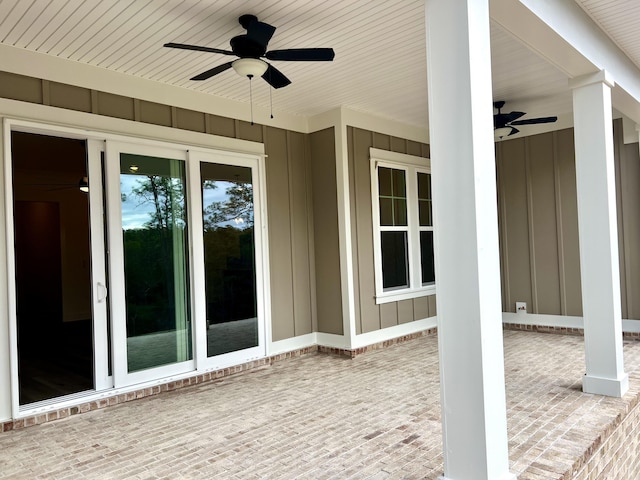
[371, 149, 435, 303]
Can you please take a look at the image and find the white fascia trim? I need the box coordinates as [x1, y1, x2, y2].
[303, 106, 358, 347]
[334, 110, 357, 347]
[340, 107, 429, 144]
[0, 43, 307, 133]
[0, 98, 264, 156]
[502, 312, 583, 329]
[307, 107, 342, 133]
[370, 148, 431, 168]
[307, 107, 429, 143]
[502, 312, 640, 333]
[351, 317, 437, 350]
[268, 333, 317, 356]
[491, 0, 640, 124]
[516, 0, 640, 99]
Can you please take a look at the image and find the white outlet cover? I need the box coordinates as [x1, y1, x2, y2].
[515, 302, 527, 314]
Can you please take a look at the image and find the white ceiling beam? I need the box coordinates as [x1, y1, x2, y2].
[490, 0, 640, 125]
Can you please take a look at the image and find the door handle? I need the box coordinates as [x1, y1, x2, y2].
[97, 282, 108, 303]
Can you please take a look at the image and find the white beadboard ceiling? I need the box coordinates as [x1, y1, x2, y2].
[0, 0, 636, 131]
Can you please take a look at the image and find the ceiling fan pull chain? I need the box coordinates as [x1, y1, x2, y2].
[269, 84, 274, 119]
[249, 74, 254, 125]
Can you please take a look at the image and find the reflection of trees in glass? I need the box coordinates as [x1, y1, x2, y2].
[202, 180, 256, 326]
[203, 181, 254, 229]
[124, 175, 186, 229]
[122, 174, 189, 338]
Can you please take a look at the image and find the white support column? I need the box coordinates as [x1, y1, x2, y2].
[570, 70, 629, 397]
[425, 1, 515, 479]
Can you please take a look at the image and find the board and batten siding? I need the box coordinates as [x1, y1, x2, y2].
[497, 120, 640, 320]
[309, 127, 344, 335]
[347, 126, 436, 335]
[0, 70, 315, 341]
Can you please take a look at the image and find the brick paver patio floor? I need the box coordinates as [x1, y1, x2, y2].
[1, 330, 640, 479]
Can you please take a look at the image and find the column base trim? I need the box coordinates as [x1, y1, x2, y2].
[583, 373, 629, 397]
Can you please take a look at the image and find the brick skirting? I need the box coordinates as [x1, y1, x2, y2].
[504, 322, 640, 340]
[572, 382, 640, 479]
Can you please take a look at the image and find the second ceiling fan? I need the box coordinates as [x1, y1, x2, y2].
[494, 100, 557, 139]
[164, 14, 335, 89]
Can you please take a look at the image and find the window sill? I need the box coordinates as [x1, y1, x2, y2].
[375, 286, 436, 305]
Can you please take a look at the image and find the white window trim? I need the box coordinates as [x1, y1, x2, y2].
[370, 148, 435, 304]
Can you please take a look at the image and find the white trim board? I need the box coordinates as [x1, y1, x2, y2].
[351, 317, 437, 349]
[268, 334, 317, 356]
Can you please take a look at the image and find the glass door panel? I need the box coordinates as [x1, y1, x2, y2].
[119, 153, 192, 372]
[8, 130, 110, 410]
[201, 163, 258, 357]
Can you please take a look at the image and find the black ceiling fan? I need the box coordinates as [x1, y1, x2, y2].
[494, 100, 557, 138]
[164, 14, 335, 89]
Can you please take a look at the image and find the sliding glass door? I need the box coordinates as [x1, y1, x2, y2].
[189, 151, 266, 367]
[7, 127, 109, 410]
[107, 142, 194, 385]
[8, 125, 268, 408]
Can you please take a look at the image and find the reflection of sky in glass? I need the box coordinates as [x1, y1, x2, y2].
[203, 181, 231, 208]
[121, 175, 153, 230]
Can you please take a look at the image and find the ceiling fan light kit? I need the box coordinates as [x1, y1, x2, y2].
[232, 58, 268, 78]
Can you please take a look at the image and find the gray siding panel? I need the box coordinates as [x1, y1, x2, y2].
[414, 296, 429, 320]
[207, 114, 236, 138]
[350, 127, 381, 333]
[621, 141, 640, 319]
[49, 82, 92, 113]
[380, 302, 398, 329]
[0, 72, 42, 104]
[176, 108, 206, 133]
[96, 92, 135, 121]
[528, 134, 562, 314]
[289, 131, 313, 336]
[555, 129, 582, 316]
[498, 138, 533, 312]
[497, 122, 638, 319]
[310, 128, 343, 335]
[397, 299, 414, 324]
[265, 127, 295, 341]
[139, 100, 172, 126]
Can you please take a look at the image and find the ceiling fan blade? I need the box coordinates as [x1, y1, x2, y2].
[510, 116, 558, 126]
[190, 61, 234, 81]
[504, 111, 526, 123]
[265, 48, 335, 61]
[508, 127, 520, 136]
[164, 42, 235, 56]
[262, 64, 291, 89]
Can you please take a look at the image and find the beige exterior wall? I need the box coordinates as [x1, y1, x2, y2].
[497, 120, 640, 320]
[309, 127, 343, 335]
[0, 71, 315, 341]
[346, 126, 436, 335]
